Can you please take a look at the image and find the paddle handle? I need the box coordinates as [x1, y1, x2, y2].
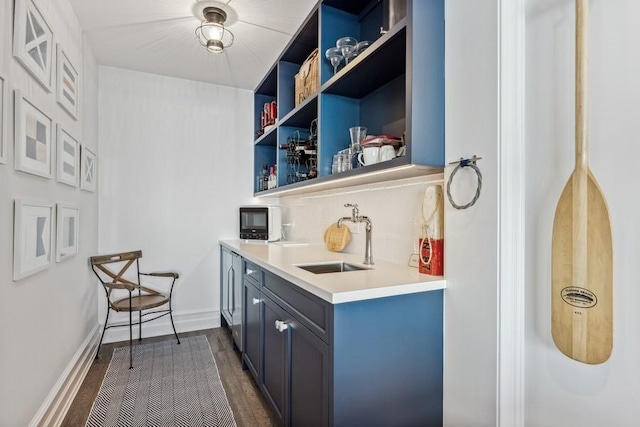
[575, 0, 587, 168]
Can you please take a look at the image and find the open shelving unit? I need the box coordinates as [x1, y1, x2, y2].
[252, 0, 444, 196]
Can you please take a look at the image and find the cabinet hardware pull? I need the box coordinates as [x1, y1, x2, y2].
[230, 267, 235, 315]
[246, 269, 256, 275]
[226, 267, 232, 315]
[252, 298, 260, 305]
[275, 320, 289, 332]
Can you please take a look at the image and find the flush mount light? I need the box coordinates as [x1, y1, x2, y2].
[195, 6, 234, 54]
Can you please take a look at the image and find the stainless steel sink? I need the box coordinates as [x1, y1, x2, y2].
[296, 262, 370, 274]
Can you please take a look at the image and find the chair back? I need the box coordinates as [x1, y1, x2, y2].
[90, 251, 143, 304]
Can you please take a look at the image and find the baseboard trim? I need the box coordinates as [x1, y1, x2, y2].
[101, 308, 221, 344]
[29, 324, 100, 427]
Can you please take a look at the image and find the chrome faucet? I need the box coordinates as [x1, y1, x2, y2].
[337, 203, 373, 265]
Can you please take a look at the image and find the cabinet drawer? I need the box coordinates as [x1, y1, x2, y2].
[263, 270, 331, 344]
[244, 260, 262, 285]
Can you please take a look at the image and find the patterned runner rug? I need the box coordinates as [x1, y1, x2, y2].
[86, 335, 237, 427]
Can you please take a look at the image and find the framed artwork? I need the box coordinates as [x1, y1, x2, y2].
[56, 203, 79, 262]
[80, 146, 96, 192]
[14, 89, 53, 179]
[13, 0, 54, 92]
[0, 74, 6, 164]
[13, 199, 54, 280]
[56, 45, 79, 120]
[56, 125, 79, 187]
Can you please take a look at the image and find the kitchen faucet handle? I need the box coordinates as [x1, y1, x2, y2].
[344, 203, 359, 220]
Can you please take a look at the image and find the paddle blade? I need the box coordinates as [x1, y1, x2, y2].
[551, 170, 612, 364]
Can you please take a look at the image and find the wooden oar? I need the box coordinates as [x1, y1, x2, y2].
[551, 0, 613, 364]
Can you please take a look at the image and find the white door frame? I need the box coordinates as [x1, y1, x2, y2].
[497, 0, 526, 425]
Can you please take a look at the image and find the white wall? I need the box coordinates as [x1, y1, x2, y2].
[0, 0, 99, 425]
[280, 174, 444, 265]
[443, 1, 499, 425]
[525, 0, 640, 424]
[98, 67, 254, 340]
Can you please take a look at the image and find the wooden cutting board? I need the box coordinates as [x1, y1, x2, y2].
[323, 224, 351, 252]
[551, 0, 613, 365]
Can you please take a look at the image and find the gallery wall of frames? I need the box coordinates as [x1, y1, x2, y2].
[2, 0, 96, 281]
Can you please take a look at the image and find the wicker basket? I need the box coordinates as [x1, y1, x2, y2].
[294, 48, 319, 106]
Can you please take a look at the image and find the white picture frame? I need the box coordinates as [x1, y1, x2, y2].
[56, 125, 79, 187]
[14, 89, 53, 179]
[13, 199, 54, 280]
[13, 0, 54, 92]
[0, 74, 7, 164]
[56, 44, 79, 120]
[80, 145, 96, 192]
[56, 203, 79, 262]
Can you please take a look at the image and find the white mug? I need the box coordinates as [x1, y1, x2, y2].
[379, 145, 396, 162]
[358, 146, 380, 166]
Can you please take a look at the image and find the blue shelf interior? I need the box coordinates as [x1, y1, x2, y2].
[321, 6, 360, 86]
[322, 23, 406, 99]
[278, 61, 300, 118]
[254, 145, 276, 192]
[319, 95, 358, 176]
[255, 94, 276, 141]
[319, 74, 405, 178]
[253, 0, 445, 195]
[406, 0, 445, 166]
[281, 95, 318, 129]
[320, 2, 385, 86]
[279, 126, 313, 186]
[281, 9, 319, 65]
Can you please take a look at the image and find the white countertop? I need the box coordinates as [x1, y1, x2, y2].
[220, 239, 446, 304]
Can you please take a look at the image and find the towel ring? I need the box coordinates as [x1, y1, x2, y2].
[446, 156, 483, 210]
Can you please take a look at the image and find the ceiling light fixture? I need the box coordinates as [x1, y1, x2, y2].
[195, 6, 234, 54]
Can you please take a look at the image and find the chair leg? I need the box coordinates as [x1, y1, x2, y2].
[138, 310, 142, 341]
[129, 294, 133, 369]
[169, 305, 180, 345]
[95, 306, 111, 360]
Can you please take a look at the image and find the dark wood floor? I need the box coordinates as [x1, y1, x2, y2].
[61, 328, 277, 427]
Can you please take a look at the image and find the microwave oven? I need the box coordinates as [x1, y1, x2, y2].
[239, 206, 282, 242]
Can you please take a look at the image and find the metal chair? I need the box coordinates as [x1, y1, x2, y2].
[90, 250, 180, 368]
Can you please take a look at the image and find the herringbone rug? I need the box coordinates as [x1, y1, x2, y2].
[86, 335, 237, 427]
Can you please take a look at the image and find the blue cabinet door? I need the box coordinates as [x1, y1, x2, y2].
[243, 279, 261, 382]
[261, 296, 289, 426]
[290, 317, 329, 427]
[261, 292, 329, 427]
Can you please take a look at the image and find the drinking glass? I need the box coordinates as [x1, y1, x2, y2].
[349, 126, 367, 146]
[356, 40, 371, 55]
[325, 47, 343, 75]
[340, 149, 351, 172]
[336, 37, 358, 65]
[332, 153, 341, 174]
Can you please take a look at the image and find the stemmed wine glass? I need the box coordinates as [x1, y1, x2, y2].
[337, 37, 358, 65]
[325, 47, 343, 75]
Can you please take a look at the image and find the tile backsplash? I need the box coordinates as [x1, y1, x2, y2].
[279, 174, 444, 265]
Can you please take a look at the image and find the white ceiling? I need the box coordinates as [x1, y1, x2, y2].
[69, 0, 317, 90]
